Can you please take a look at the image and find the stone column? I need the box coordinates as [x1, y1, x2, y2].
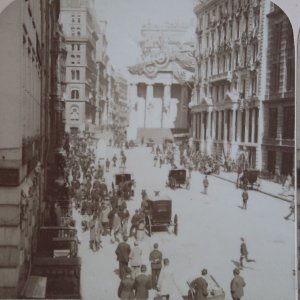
[207, 111, 212, 140]
[145, 84, 153, 128]
[218, 110, 222, 141]
[236, 110, 242, 143]
[163, 84, 171, 128]
[231, 109, 236, 142]
[212, 111, 216, 140]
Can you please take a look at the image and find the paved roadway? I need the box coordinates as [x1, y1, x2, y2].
[75, 145, 296, 300]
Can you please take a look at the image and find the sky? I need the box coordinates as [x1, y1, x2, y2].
[94, 0, 197, 78]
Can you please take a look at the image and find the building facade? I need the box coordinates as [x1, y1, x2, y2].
[0, 0, 62, 297]
[191, 0, 269, 170]
[128, 23, 195, 142]
[115, 73, 130, 130]
[262, 3, 294, 177]
[60, 0, 99, 133]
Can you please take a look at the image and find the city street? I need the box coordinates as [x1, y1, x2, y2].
[75, 144, 295, 300]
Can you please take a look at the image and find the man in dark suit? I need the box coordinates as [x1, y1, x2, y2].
[115, 236, 131, 279]
[134, 265, 152, 300]
[118, 267, 135, 300]
[149, 243, 162, 289]
[189, 268, 209, 299]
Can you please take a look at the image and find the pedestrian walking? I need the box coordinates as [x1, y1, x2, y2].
[110, 210, 122, 243]
[239, 238, 249, 268]
[149, 243, 163, 289]
[284, 200, 295, 221]
[203, 176, 209, 194]
[113, 154, 117, 167]
[129, 210, 141, 238]
[134, 265, 152, 300]
[242, 189, 248, 209]
[105, 158, 110, 172]
[130, 241, 142, 278]
[115, 236, 131, 279]
[230, 268, 246, 300]
[189, 268, 209, 299]
[154, 155, 158, 167]
[118, 267, 135, 300]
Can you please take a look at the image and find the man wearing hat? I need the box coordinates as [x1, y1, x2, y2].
[118, 267, 135, 300]
[230, 268, 246, 300]
[115, 235, 131, 279]
[149, 243, 163, 289]
[134, 265, 152, 300]
[189, 269, 209, 299]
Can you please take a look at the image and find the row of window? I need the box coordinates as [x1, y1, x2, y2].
[71, 14, 81, 24]
[70, 26, 81, 37]
[199, 44, 259, 77]
[199, 10, 259, 52]
[71, 44, 81, 51]
[70, 54, 81, 65]
[268, 106, 294, 139]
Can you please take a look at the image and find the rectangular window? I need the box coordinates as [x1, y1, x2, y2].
[236, 19, 240, 38]
[270, 63, 280, 94]
[216, 111, 219, 139]
[243, 46, 247, 67]
[282, 106, 294, 139]
[268, 108, 278, 138]
[227, 110, 230, 141]
[205, 61, 208, 78]
[217, 57, 220, 74]
[286, 58, 294, 91]
[251, 75, 257, 96]
[228, 53, 232, 71]
[241, 111, 245, 142]
[235, 50, 239, 67]
[254, 108, 258, 143]
[77, 44, 80, 50]
[206, 35, 209, 48]
[274, 23, 282, 52]
[216, 86, 219, 102]
[211, 59, 214, 76]
[235, 110, 238, 141]
[76, 70, 80, 80]
[267, 151, 276, 174]
[221, 111, 224, 140]
[212, 32, 215, 51]
[248, 109, 252, 142]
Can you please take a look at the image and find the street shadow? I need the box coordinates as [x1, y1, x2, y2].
[231, 260, 241, 268]
[231, 260, 255, 270]
[237, 205, 244, 210]
[200, 191, 207, 195]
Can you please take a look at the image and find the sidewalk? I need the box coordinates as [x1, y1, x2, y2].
[214, 171, 295, 202]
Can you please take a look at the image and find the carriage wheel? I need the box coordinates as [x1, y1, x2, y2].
[174, 214, 178, 236]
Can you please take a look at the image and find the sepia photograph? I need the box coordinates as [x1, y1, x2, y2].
[0, 0, 298, 299]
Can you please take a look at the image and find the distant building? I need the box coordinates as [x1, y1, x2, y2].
[191, 0, 270, 170]
[128, 23, 195, 143]
[115, 73, 129, 130]
[262, 3, 295, 177]
[60, 0, 99, 133]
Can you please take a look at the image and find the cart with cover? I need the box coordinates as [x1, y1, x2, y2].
[167, 169, 190, 189]
[144, 195, 178, 236]
[238, 169, 260, 190]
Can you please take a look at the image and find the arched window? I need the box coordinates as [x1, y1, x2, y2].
[71, 90, 79, 99]
[76, 55, 80, 64]
[70, 106, 79, 121]
[71, 70, 75, 80]
[70, 54, 75, 64]
[76, 70, 80, 80]
[71, 26, 75, 36]
[77, 27, 81, 36]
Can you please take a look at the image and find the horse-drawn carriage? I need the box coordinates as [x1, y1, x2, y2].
[144, 195, 178, 237]
[166, 169, 190, 190]
[237, 169, 260, 190]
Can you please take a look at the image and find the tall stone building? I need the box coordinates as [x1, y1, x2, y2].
[115, 73, 129, 130]
[0, 0, 63, 297]
[128, 23, 195, 142]
[60, 0, 99, 133]
[262, 3, 294, 177]
[191, 0, 270, 169]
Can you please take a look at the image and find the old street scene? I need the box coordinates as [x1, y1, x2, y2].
[0, 0, 296, 300]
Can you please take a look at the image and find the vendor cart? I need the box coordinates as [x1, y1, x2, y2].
[166, 169, 189, 190]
